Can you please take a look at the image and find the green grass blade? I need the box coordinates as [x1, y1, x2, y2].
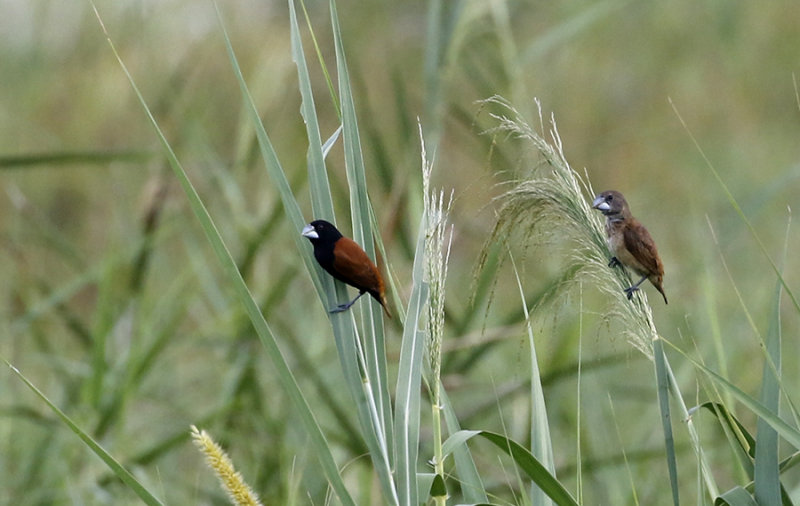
[422, 0, 465, 156]
[393, 220, 429, 506]
[442, 430, 579, 506]
[439, 388, 489, 503]
[322, 125, 343, 158]
[291, 2, 401, 501]
[520, 0, 628, 64]
[664, 341, 800, 451]
[653, 337, 681, 506]
[0, 150, 150, 168]
[509, 253, 555, 505]
[706, 217, 800, 429]
[330, 0, 396, 495]
[330, 0, 388, 345]
[4, 359, 164, 506]
[94, 4, 356, 504]
[288, 0, 335, 222]
[217, 8, 359, 504]
[330, 0, 378, 257]
[10, 238, 147, 335]
[608, 396, 641, 505]
[669, 99, 800, 314]
[423, 0, 445, 155]
[418, 473, 438, 500]
[696, 402, 755, 472]
[661, 346, 720, 498]
[299, 0, 340, 117]
[697, 402, 798, 504]
[753, 277, 783, 504]
[716, 487, 758, 506]
[213, 3, 324, 297]
[290, 2, 401, 501]
[287, 0, 346, 314]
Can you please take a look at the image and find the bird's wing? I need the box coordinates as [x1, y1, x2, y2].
[622, 221, 663, 276]
[332, 237, 382, 293]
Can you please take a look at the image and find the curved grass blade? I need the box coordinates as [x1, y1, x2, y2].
[669, 99, 799, 314]
[4, 359, 164, 506]
[218, 7, 360, 504]
[322, 125, 343, 159]
[289, 0, 399, 501]
[509, 253, 555, 506]
[520, 0, 628, 64]
[289, 0, 335, 223]
[0, 150, 150, 169]
[440, 388, 488, 504]
[715, 487, 758, 506]
[288, 0, 349, 323]
[696, 402, 756, 467]
[662, 347, 719, 499]
[442, 430, 578, 506]
[664, 341, 800, 451]
[213, 3, 324, 297]
[754, 276, 783, 505]
[394, 220, 429, 506]
[94, 4, 356, 504]
[696, 403, 797, 504]
[299, 0, 340, 117]
[653, 337, 680, 506]
[416, 473, 436, 502]
[422, 0, 466, 157]
[329, 1, 396, 501]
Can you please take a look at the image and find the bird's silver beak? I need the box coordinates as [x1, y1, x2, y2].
[301, 224, 318, 239]
[592, 196, 610, 211]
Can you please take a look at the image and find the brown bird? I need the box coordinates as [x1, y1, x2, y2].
[302, 220, 391, 317]
[592, 190, 668, 304]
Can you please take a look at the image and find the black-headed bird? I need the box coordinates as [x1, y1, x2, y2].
[302, 219, 391, 317]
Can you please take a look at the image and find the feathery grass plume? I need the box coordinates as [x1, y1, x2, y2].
[476, 97, 721, 504]
[421, 124, 454, 504]
[190, 425, 263, 506]
[422, 134, 454, 394]
[477, 95, 656, 357]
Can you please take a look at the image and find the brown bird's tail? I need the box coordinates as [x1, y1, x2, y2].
[655, 284, 668, 304]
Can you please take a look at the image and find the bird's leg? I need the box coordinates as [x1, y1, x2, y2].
[624, 276, 648, 300]
[608, 256, 621, 268]
[330, 290, 366, 313]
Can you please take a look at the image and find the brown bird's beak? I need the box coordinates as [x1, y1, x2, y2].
[592, 196, 610, 211]
[301, 224, 318, 239]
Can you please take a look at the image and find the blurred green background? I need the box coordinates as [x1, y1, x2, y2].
[1, 0, 798, 504]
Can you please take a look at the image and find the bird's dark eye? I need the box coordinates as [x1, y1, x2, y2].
[607, 195, 613, 201]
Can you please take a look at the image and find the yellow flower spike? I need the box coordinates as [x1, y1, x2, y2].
[190, 425, 263, 506]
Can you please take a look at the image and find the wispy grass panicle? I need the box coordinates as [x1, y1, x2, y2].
[478, 97, 724, 505]
[190, 426, 263, 506]
[420, 124, 454, 504]
[422, 141, 454, 389]
[478, 96, 656, 356]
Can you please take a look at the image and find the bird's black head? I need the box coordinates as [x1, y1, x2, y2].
[301, 220, 343, 246]
[302, 220, 344, 274]
[592, 190, 629, 217]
